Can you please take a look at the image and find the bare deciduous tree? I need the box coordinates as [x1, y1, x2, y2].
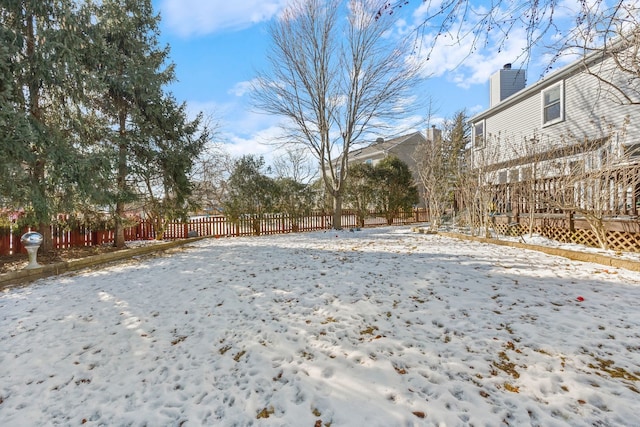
[272, 147, 318, 184]
[190, 141, 233, 215]
[465, 135, 503, 237]
[572, 21, 640, 106]
[252, 0, 421, 229]
[414, 111, 468, 230]
[534, 118, 636, 250]
[383, 1, 638, 70]
[496, 131, 553, 238]
[415, 133, 449, 229]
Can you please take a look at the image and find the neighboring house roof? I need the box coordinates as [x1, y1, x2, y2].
[348, 131, 426, 162]
[334, 131, 431, 208]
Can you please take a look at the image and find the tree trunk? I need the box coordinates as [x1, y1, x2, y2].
[113, 117, 127, 248]
[114, 203, 126, 248]
[332, 192, 342, 229]
[587, 216, 609, 250]
[27, 14, 53, 253]
[38, 222, 52, 253]
[155, 215, 165, 240]
[252, 217, 261, 236]
[33, 161, 53, 252]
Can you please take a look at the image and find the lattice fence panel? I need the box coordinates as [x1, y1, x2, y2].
[607, 230, 640, 252]
[493, 222, 508, 235]
[570, 229, 601, 248]
[536, 227, 573, 244]
[494, 222, 525, 237]
[466, 219, 638, 252]
[535, 227, 640, 252]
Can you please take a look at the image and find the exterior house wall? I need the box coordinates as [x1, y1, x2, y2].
[468, 45, 640, 221]
[387, 135, 423, 170]
[473, 51, 639, 175]
[462, 45, 640, 250]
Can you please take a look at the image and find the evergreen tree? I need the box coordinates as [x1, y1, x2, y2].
[223, 155, 278, 235]
[447, 111, 470, 215]
[133, 95, 210, 239]
[373, 156, 419, 225]
[0, 0, 103, 250]
[344, 162, 376, 227]
[0, 12, 28, 210]
[274, 177, 314, 232]
[89, 0, 175, 247]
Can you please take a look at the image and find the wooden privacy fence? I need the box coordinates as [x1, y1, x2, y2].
[0, 209, 430, 256]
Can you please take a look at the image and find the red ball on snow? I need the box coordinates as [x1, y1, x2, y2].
[576, 296, 585, 302]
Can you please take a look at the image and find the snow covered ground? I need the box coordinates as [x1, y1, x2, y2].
[1, 226, 640, 426]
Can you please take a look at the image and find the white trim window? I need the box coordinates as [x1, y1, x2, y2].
[473, 120, 485, 148]
[542, 81, 564, 126]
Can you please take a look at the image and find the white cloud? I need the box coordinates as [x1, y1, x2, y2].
[410, 14, 533, 88]
[405, 0, 598, 90]
[222, 124, 305, 171]
[179, 98, 281, 164]
[183, 100, 221, 121]
[215, 104, 288, 163]
[159, 0, 290, 37]
[228, 80, 260, 97]
[224, 132, 273, 159]
[467, 103, 485, 116]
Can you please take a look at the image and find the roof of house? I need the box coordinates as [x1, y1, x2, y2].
[348, 131, 426, 161]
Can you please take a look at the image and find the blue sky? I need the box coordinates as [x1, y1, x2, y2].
[152, 0, 581, 164]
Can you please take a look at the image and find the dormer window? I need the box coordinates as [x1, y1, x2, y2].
[542, 81, 564, 126]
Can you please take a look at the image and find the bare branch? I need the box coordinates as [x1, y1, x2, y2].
[252, 0, 421, 228]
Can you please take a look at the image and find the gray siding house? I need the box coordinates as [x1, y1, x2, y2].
[469, 47, 640, 216]
[345, 130, 440, 208]
[348, 131, 428, 168]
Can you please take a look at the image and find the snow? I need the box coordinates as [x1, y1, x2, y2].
[1, 226, 640, 426]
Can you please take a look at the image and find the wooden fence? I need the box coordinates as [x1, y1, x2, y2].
[2, 208, 638, 255]
[490, 213, 640, 252]
[0, 209, 430, 256]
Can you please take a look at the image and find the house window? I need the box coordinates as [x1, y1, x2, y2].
[365, 159, 373, 165]
[474, 120, 485, 148]
[542, 81, 564, 126]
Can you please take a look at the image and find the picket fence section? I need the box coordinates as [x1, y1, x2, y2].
[0, 210, 429, 256]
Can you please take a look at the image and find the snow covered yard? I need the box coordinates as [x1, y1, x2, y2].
[1, 226, 639, 426]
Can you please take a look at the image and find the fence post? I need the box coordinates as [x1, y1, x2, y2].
[567, 211, 575, 232]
